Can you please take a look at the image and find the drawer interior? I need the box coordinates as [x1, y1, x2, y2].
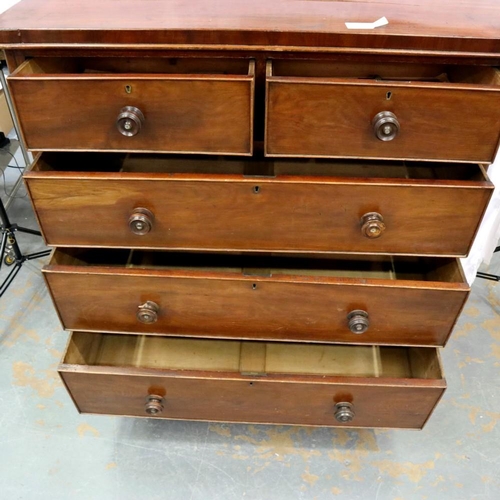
[31, 152, 489, 182]
[269, 60, 500, 86]
[51, 248, 465, 283]
[63, 332, 443, 380]
[11, 57, 253, 76]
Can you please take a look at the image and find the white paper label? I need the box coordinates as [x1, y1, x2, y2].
[0, 0, 21, 16]
[345, 17, 389, 30]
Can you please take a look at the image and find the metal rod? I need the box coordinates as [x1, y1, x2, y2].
[0, 195, 23, 261]
[24, 250, 51, 261]
[3, 174, 24, 211]
[0, 189, 12, 227]
[0, 64, 30, 167]
[476, 272, 500, 282]
[0, 261, 22, 298]
[0, 230, 7, 272]
[15, 225, 42, 237]
[0, 64, 31, 210]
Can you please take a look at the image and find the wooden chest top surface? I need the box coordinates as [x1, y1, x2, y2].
[0, 0, 499, 54]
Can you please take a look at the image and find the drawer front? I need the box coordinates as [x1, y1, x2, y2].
[44, 252, 469, 346]
[59, 334, 446, 429]
[266, 65, 500, 163]
[25, 160, 493, 257]
[9, 60, 254, 155]
[61, 372, 444, 428]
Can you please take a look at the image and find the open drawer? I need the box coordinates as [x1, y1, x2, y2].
[44, 249, 469, 346]
[25, 153, 493, 256]
[59, 333, 446, 428]
[266, 60, 500, 163]
[8, 57, 254, 155]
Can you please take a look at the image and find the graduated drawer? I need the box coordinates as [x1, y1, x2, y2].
[59, 333, 446, 429]
[8, 57, 254, 155]
[45, 249, 469, 346]
[266, 60, 500, 163]
[25, 153, 493, 257]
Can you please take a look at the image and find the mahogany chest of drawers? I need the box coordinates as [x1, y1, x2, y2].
[1, 0, 499, 428]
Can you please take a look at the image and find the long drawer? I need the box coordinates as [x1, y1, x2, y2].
[25, 153, 493, 257]
[266, 60, 500, 163]
[45, 249, 469, 346]
[8, 57, 254, 155]
[59, 332, 446, 429]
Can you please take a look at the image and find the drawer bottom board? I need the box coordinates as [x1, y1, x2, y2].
[59, 333, 446, 429]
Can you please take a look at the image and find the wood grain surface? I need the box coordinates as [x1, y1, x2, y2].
[0, 0, 499, 55]
[2, 0, 495, 430]
[60, 370, 445, 428]
[43, 253, 469, 346]
[8, 60, 254, 154]
[266, 70, 500, 163]
[25, 155, 493, 256]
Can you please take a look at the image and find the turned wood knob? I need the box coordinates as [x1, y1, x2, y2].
[334, 402, 355, 423]
[137, 301, 159, 324]
[372, 111, 400, 141]
[360, 212, 386, 239]
[347, 310, 370, 334]
[129, 207, 154, 235]
[145, 394, 164, 415]
[116, 106, 145, 137]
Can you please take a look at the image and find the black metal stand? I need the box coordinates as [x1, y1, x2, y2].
[0, 196, 51, 298]
[476, 246, 500, 282]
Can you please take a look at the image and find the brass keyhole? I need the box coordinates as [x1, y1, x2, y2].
[125, 85, 132, 94]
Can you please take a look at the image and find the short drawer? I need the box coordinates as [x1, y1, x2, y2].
[45, 249, 469, 346]
[266, 60, 500, 163]
[8, 57, 254, 155]
[59, 333, 446, 429]
[25, 153, 493, 257]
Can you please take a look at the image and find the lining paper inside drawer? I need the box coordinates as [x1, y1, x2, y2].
[64, 333, 442, 380]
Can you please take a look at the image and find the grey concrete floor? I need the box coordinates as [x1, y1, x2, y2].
[0, 149, 499, 499]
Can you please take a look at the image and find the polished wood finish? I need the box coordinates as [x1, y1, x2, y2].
[59, 332, 445, 428]
[9, 58, 254, 154]
[3, 0, 495, 429]
[25, 154, 493, 256]
[44, 250, 469, 346]
[0, 0, 499, 56]
[266, 61, 500, 163]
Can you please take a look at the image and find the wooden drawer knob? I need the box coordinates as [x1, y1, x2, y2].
[334, 402, 355, 423]
[145, 394, 164, 416]
[347, 310, 370, 334]
[360, 212, 386, 239]
[137, 301, 159, 324]
[116, 106, 145, 137]
[372, 111, 400, 141]
[129, 207, 154, 235]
